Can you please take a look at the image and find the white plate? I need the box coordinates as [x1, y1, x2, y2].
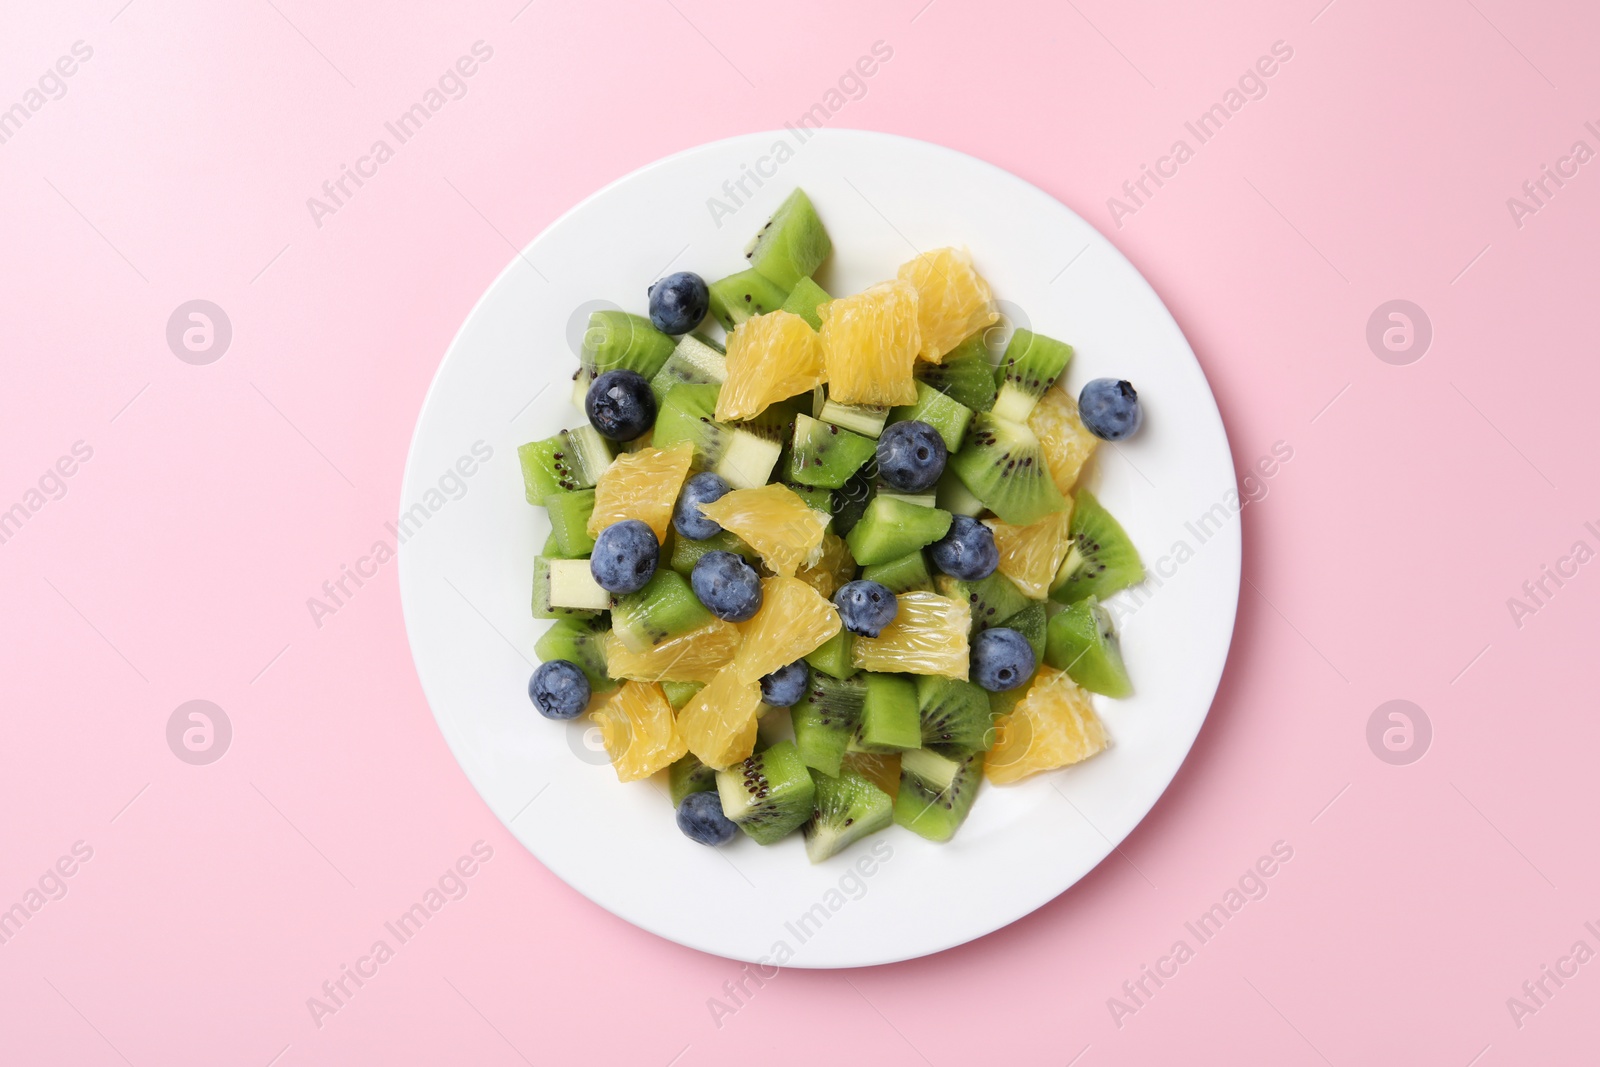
[399, 130, 1239, 968]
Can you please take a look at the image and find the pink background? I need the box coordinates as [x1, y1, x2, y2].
[3, 1, 1596, 1064]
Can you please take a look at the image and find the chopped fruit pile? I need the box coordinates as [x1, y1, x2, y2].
[518, 187, 1148, 862]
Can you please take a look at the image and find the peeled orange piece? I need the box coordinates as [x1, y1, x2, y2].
[851, 591, 971, 679]
[986, 667, 1109, 785]
[1028, 388, 1099, 495]
[794, 531, 855, 598]
[587, 441, 693, 540]
[818, 280, 921, 407]
[986, 507, 1074, 600]
[897, 247, 998, 363]
[602, 618, 742, 683]
[731, 576, 842, 684]
[676, 669, 762, 768]
[717, 310, 826, 422]
[591, 681, 687, 782]
[698, 483, 828, 578]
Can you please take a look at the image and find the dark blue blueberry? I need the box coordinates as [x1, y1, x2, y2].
[1078, 379, 1142, 441]
[759, 661, 810, 707]
[690, 550, 763, 622]
[590, 519, 658, 595]
[928, 515, 998, 581]
[529, 660, 590, 719]
[673, 471, 730, 541]
[971, 627, 1035, 692]
[876, 420, 947, 493]
[833, 579, 898, 638]
[648, 271, 710, 335]
[585, 369, 656, 441]
[676, 790, 737, 846]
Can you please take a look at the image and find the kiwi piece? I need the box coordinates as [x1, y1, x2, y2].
[715, 740, 816, 845]
[537, 557, 612, 615]
[541, 531, 573, 560]
[992, 329, 1074, 423]
[916, 332, 997, 412]
[781, 276, 831, 330]
[1050, 490, 1144, 603]
[669, 752, 717, 805]
[860, 551, 934, 594]
[844, 497, 953, 567]
[874, 489, 937, 509]
[804, 629, 855, 680]
[652, 384, 782, 490]
[670, 528, 760, 576]
[1046, 597, 1132, 697]
[895, 748, 984, 842]
[745, 189, 832, 290]
[787, 413, 876, 490]
[792, 672, 866, 776]
[803, 768, 893, 862]
[935, 571, 1031, 637]
[832, 472, 875, 537]
[949, 413, 1067, 526]
[611, 570, 713, 653]
[855, 673, 921, 752]
[662, 681, 705, 710]
[915, 675, 995, 752]
[649, 334, 727, 404]
[545, 488, 597, 557]
[708, 269, 790, 331]
[533, 616, 616, 694]
[935, 470, 986, 517]
[786, 484, 835, 523]
[999, 601, 1048, 663]
[816, 392, 890, 438]
[581, 310, 677, 380]
[889, 382, 973, 452]
[517, 426, 613, 503]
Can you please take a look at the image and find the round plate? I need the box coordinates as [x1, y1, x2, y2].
[399, 130, 1239, 968]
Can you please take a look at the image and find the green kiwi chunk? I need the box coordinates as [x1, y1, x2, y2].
[855, 673, 921, 752]
[815, 391, 890, 438]
[649, 334, 727, 403]
[792, 672, 866, 777]
[533, 616, 616, 694]
[517, 425, 613, 503]
[895, 748, 984, 842]
[715, 740, 816, 845]
[948, 412, 1066, 526]
[935, 572, 1031, 636]
[580, 310, 677, 380]
[652, 384, 783, 490]
[787, 413, 876, 489]
[843, 497, 953, 567]
[992, 328, 1074, 423]
[935, 470, 986, 517]
[781, 276, 831, 329]
[860, 551, 934, 594]
[545, 488, 597, 557]
[1046, 597, 1132, 697]
[708, 269, 790, 330]
[669, 529, 759, 576]
[889, 382, 973, 452]
[803, 769, 893, 862]
[915, 675, 995, 753]
[1049, 490, 1144, 603]
[916, 332, 997, 412]
[745, 189, 832, 290]
[611, 569, 713, 652]
[999, 601, 1048, 663]
[662, 681, 706, 710]
[533, 557, 602, 621]
[804, 630, 855, 681]
[669, 753, 717, 805]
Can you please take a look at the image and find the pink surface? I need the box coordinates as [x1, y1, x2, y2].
[1, 1, 1595, 1064]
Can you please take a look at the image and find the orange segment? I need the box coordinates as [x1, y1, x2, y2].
[897, 247, 998, 363]
[794, 531, 855, 598]
[698, 483, 828, 578]
[717, 310, 827, 422]
[676, 669, 762, 768]
[986, 507, 1074, 600]
[985, 666, 1109, 785]
[602, 618, 742, 683]
[591, 681, 687, 782]
[1028, 388, 1099, 495]
[851, 591, 971, 678]
[587, 441, 693, 540]
[818, 280, 921, 407]
[731, 576, 842, 684]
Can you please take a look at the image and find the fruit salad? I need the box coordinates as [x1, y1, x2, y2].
[519, 188, 1148, 862]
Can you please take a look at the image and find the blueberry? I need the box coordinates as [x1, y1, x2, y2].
[648, 271, 710, 335]
[971, 627, 1035, 692]
[674, 471, 730, 541]
[759, 661, 810, 707]
[676, 790, 737, 846]
[1078, 379, 1142, 441]
[585, 369, 656, 441]
[929, 515, 998, 581]
[590, 519, 658, 594]
[833, 580, 898, 638]
[876, 420, 947, 492]
[529, 660, 590, 719]
[691, 550, 763, 622]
